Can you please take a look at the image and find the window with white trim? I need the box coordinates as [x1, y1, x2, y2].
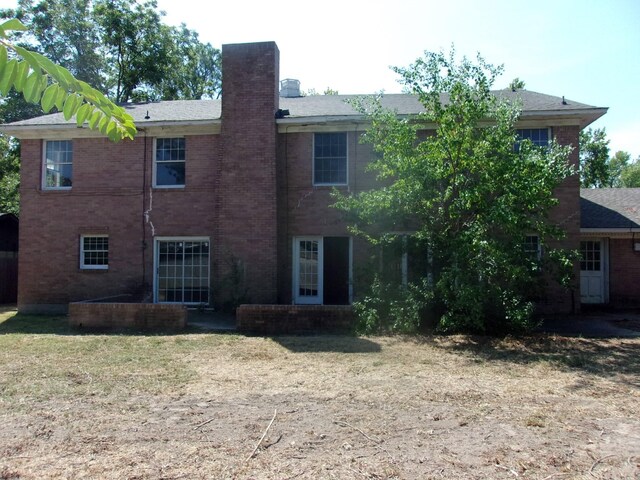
[43, 140, 73, 189]
[313, 132, 347, 185]
[154, 138, 185, 187]
[515, 128, 550, 151]
[80, 235, 109, 270]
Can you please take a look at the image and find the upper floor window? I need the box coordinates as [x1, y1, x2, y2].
[313, 132, 347, 186]
[523, 234, 541, 260]
[43, 140, 73, 189]
[515, 128, 550, 151]
[80, 235, 109, 270]
[154, 138, 185, 187]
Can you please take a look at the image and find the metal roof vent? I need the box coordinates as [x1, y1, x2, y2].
[280, 78, 301, 98]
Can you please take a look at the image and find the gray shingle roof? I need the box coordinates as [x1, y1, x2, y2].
[2, 89, 604, 128]
[580, 188, 640, 229]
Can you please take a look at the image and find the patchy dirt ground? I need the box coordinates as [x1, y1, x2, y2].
[0, 311, 639, 479]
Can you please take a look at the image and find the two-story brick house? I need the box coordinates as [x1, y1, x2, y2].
[1, 41, 607, 318]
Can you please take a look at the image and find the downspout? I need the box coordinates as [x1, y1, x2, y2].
[140, 128, 148, 298]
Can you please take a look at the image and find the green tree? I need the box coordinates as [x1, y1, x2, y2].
[608, 150, 630, 187]
[620, 158, 640, 187]
[334, 50, 574, 335]
[93, 0, 172, 102]
[0, 134, 19, 214]
[159, 24, 221, 100]
[508, 77, 525, 91]
[4, 0, 104, 88]
[579, 127, 610, 187]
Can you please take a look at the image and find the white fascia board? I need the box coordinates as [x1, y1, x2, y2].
[581, 228, 640, 238]
[0, 119, 221, 139]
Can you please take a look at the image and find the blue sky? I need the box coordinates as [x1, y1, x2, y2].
[156, 0, 639, 158]
[2, 0, 638, 158]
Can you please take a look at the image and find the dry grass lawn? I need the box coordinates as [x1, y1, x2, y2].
[0, 308, 638, 479]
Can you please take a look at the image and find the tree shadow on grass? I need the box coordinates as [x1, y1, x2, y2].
[427, 334, 640, 388]
[0, 310, 221, 336]
[271, 335, 382, 353]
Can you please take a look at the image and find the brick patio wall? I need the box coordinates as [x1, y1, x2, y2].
[68, 302, 187, 330]
[237, 304, 355, 335]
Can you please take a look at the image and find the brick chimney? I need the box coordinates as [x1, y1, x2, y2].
[217, 42, 280, 304]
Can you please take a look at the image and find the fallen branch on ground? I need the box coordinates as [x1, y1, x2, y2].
[589, 454, 615, 477]
[246, 409, 277, 461]
[333, 420, 380, 444]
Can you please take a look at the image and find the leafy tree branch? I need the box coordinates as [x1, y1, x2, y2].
[0, 18, 136, 141]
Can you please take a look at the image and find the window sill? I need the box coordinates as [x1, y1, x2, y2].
[153, 185, 186, 190]
[79, 268, 109, 273]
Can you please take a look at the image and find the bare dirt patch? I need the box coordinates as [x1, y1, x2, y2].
[0, 311, 639, 479]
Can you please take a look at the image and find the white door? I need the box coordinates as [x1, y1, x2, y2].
[155, 238, 210, 304]
[293, 237, 323, 304]
[580, 240, 605, 304]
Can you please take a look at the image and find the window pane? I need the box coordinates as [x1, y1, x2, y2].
[44, 140, 73, 188]
[155, 138, 186, 187]
[81, 236, 108, 269]
[314, 132, 347, 185]
[156, 162, 185, 186]
[516, 128, 550, 150]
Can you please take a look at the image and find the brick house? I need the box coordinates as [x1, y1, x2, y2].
[0, 41, 608, 319]
[580, 188, 640, 307]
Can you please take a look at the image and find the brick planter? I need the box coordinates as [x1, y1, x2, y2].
[237, 304, 355, 335]
[69, 302, 187, 331]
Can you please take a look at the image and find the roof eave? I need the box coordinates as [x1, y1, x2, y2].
[520, 107, 608, 129]
[0, 119, 221, 139]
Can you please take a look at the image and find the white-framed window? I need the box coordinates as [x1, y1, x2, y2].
[313, 132, 347, 186]
[154, 237, 210, 304]
[154, 137, 186, 187]
[80, 235, 109, 270]
[43, 140, 73, 189]
[523, 234, 541, 260]
[515, 128, 551, 151]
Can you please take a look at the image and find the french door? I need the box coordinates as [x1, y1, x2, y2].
[293, 236, 351, 305]
[155, 238, 210, 304]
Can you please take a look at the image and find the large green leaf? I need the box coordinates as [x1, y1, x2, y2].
[41, 83, 59, 112]
[23, 70, 41, 103]
[88, 110, 102, 130]
[75, 103, 93, 126]
[13, 46, 41, 73]
[62, 93, 80, 121]
[0, 58, 18, 95]
[0, 45, 7, 73]
[0, 18, 28, 34]
[54, 86, 67, 110]
[13, 61, 29, 92]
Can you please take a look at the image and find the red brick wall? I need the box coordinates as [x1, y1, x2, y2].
[538, 125, 581, 314]
[237, 304, 355, 334]
[18, 134, 220, 313]
[275, 130, 377, 303]
[609, 238, 640, 307]
[68, 302, 186, 330]
[218, 42, 279, 304]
